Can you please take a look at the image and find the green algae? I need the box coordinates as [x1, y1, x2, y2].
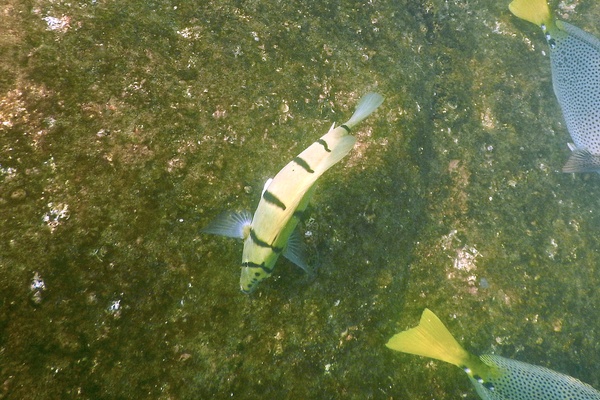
[2, 0, 600, 399]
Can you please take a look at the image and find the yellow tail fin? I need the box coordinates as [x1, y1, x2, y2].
[509, 0, 552, 27]
[386, 308, 472, 367]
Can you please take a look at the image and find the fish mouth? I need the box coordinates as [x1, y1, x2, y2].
[240, 284, 255, 294]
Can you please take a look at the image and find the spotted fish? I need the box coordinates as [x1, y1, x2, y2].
[509, 0, 600, 173]
[386, 308, 600, 399]
[203, 92, 384, 293]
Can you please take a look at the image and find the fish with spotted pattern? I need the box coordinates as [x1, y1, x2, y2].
[510, 0, 600, 173]
[387, 308, 600, 399]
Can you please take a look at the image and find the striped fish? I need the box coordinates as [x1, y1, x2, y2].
[203, 93, 384, 293]
[510, 0, 600, 173]
[387, 308, 600, 399]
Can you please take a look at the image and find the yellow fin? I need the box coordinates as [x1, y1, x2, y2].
[509, 0, 552, 27]
[387, 309, 502, 381]
[386, 308, 472, 367]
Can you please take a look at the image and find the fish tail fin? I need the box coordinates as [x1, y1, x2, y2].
[202, 210, 252, 239]
[343, 92, 384, 129]
[309, 92, 382, 176]
[386, 309, 473, 368]
[387, 309, 502, 381]
[509, 0, 552, 27]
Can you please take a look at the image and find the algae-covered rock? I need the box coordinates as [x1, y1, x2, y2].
[1, 0, 600, 398]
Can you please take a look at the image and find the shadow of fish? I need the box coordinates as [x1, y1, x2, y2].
[510, 0, 600, 173]
[203, 92, 384, 293]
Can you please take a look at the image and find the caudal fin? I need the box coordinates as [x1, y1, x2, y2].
[386, 309, 473, 367]
[509, 0, 552, 27]
[343, 92, 384, 129]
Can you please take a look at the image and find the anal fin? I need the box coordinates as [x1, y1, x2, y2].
[563, 147, 600, 173]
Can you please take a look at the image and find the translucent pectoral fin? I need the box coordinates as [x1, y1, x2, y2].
[563, 147, 600, 173]
[283, 229, 313, 275]
[201, 211, 252, 239]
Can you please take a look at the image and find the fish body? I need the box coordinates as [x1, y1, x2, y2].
[509, 0, 600, 173]
[386, 308, 600, 399]
[203, 92, 384, 293]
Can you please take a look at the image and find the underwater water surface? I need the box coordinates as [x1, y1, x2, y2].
[2, 0, 600, 398]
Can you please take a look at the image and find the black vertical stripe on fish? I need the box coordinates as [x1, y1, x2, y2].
[317, 139, 332, 152]
[249, 229, 284, 253]
[248, 229, 272, 248]
[243, 261, 276, 274]
[293, 156, 315, 173]
[262, 190, 287, 210]
[340, 124, 351, 133]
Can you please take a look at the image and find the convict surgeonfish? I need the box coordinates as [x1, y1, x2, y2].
[509, 0, 600, 173]
[386, 308, 600, 399]
[203, 92, 384, 293]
